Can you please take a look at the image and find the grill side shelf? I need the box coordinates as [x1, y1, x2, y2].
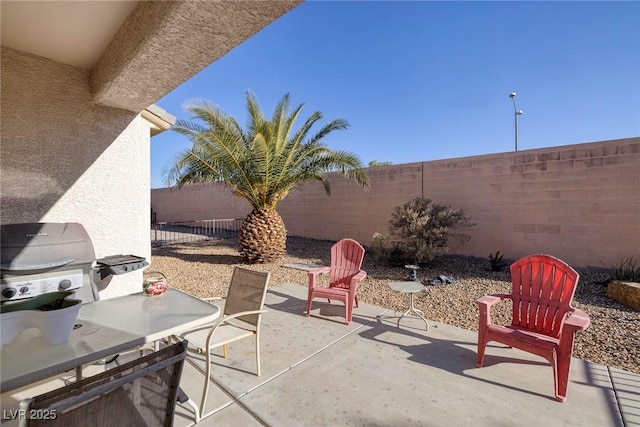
[94, 255, 149, 280]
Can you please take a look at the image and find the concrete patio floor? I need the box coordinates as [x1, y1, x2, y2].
[172, 282, 638, 427]
[2, 282, 637, 426]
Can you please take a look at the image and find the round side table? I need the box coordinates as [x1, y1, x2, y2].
[388, 281, 429, 331]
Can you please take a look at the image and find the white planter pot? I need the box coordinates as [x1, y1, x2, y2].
[1, 291, 81, 346]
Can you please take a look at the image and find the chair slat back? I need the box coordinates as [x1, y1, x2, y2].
[510, 254, 580, 338]
[224, 267, 270, 326]
[329, 239, 365, 290]
[22, 341, 187, 427]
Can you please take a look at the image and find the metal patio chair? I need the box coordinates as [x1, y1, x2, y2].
[175, 267, 270, 420]
[19, 341, 188, 427]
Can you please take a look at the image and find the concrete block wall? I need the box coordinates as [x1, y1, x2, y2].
[152, 182, 252, 222]
[150, 138, 640, 268]
[277, 162, 424, 242]
[415, 138, 639, 267]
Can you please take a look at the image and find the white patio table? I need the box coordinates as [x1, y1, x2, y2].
[388, 281, 430, 331]
[0, 288, 220, 392]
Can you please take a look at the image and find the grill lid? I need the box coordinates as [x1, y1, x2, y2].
[0, 223, 95, 273]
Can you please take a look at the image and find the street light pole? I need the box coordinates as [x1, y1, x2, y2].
[509, 92, 523, 151]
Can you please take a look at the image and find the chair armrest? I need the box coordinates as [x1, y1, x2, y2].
[476, 294, 510, 328]
[564, 308, 590, 332]
[205, 309, 267, 343]
[219, 309, 268, 324]
[349, 270, 367, 291]
[179, 309, 268, 354]
[175, 309, 267, 337]
[476, 293, 510, 308]
[308, 266, 331, 288]
[308, 266, 330, 277]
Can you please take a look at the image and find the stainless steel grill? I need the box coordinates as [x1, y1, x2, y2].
[1, 222, 148, 304]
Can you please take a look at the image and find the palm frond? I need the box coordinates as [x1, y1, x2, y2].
[169, 92, 369, 210]
[304, 118, 350, 146]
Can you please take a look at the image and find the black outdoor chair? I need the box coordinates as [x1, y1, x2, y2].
[19, 341, 188, 427]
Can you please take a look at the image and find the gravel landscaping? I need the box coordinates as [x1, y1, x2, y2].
[150, 236, 640, 374]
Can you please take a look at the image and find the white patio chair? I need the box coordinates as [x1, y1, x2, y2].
[174, 267, 270, 420]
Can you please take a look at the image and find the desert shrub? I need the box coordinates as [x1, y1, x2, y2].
[371, 232, 405, 266]
[388, 243, 407, 267]
[608, 257, 640, 282]
[376, 197, 474, 265]
[370, 232, 390, 263]
[488, 251, 509, 272]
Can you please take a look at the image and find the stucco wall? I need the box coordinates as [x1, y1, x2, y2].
[1, 47, 151, 298]
[151, 138, 639, 268]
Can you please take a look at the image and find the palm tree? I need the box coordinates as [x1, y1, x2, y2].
[169, 92, 370, 263]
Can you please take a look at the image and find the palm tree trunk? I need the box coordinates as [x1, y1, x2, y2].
[238, 209, 287, 263]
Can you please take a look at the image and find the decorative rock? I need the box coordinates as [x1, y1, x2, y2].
[607, 281, 640, 311]
[150, 237, 640, 374]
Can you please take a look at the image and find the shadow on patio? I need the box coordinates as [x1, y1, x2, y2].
[174, 282, 632, 427]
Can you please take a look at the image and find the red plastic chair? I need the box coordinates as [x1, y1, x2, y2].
[476, 254, 590, 402]
[306, 239, 367, 325]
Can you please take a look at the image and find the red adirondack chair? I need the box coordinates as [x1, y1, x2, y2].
[476, 254, 590, 402]
[306, 238, 367, 325]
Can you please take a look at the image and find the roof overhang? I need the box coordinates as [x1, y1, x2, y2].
[143, 104, 177, 136]
[1, 1, 303, 113]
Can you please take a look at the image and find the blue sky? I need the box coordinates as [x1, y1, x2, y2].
[151, 1, 640, 188]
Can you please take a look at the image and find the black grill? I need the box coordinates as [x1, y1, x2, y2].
[1, 223, 148, 303]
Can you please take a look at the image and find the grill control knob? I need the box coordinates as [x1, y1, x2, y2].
[59, 279, 72, 290]
[2, 288, 17, 299]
